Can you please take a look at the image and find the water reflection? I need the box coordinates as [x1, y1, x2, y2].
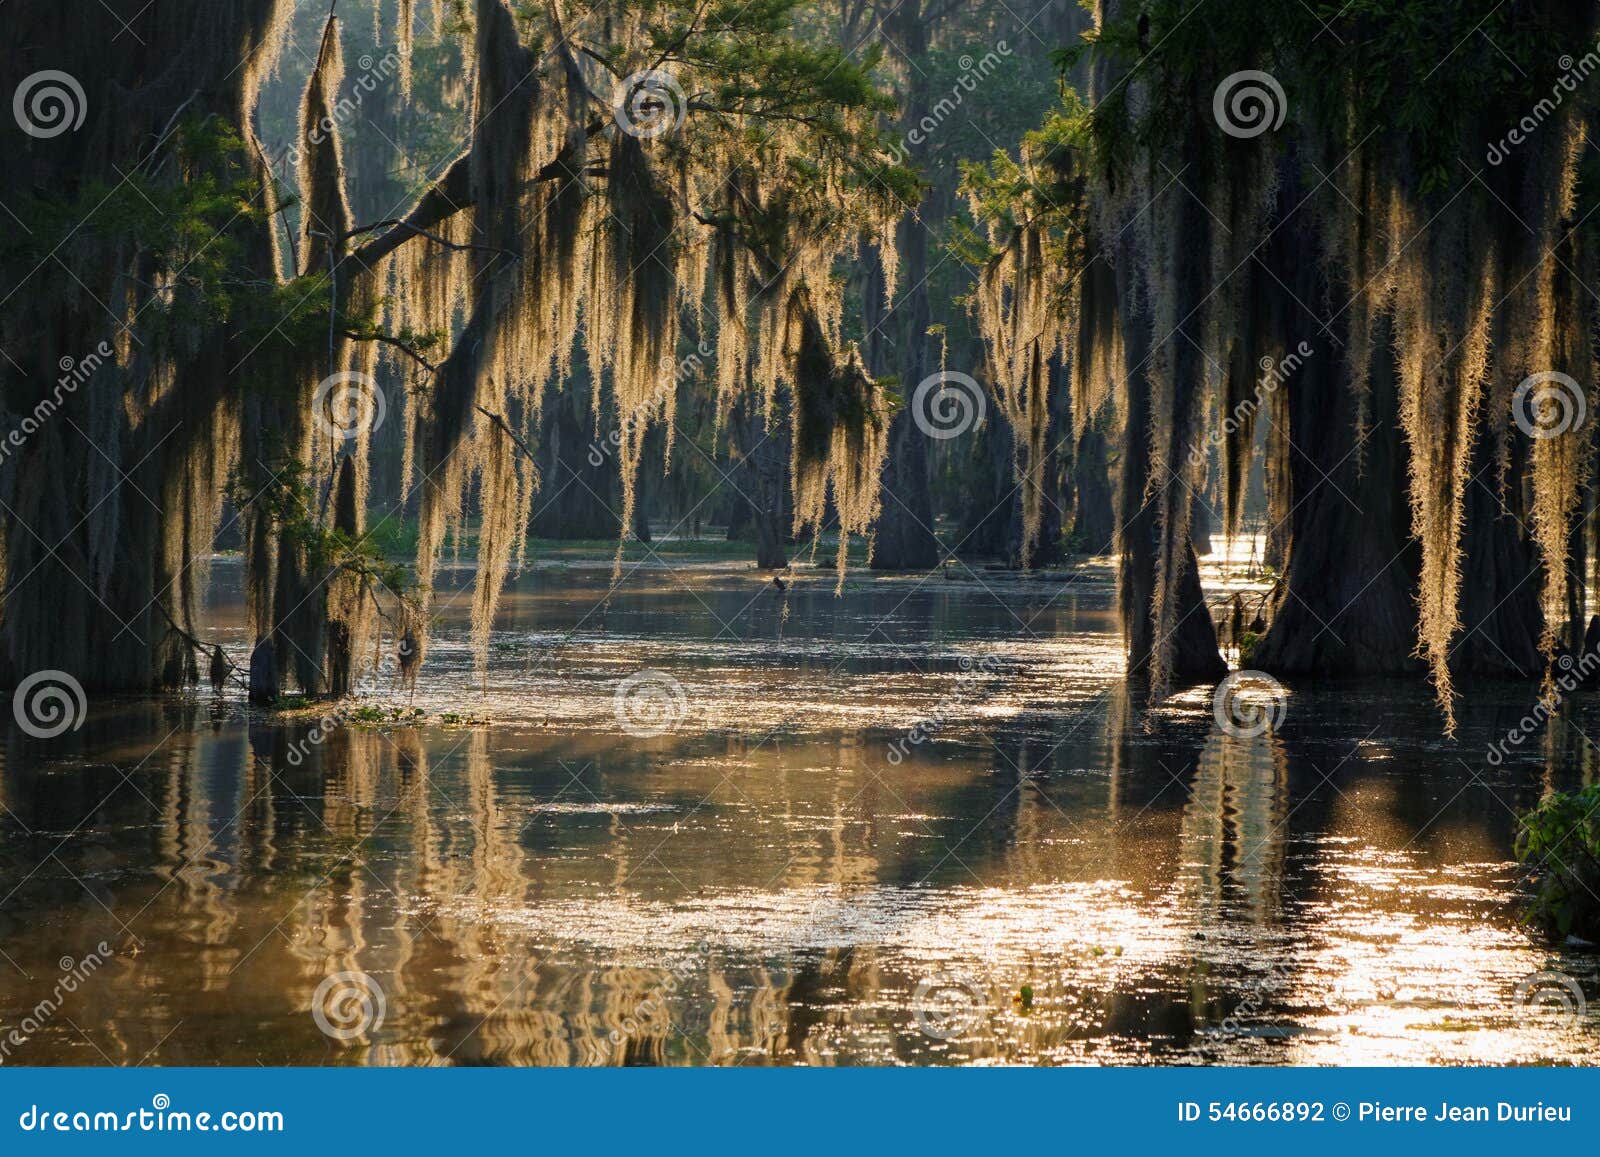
[0, 557, 1595, 1065]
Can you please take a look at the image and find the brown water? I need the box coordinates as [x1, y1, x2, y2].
[1, 551, 1596, 1066]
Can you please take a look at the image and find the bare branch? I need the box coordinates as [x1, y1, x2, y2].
[475, 405, 540, 466]
[342, 329, 440, 374]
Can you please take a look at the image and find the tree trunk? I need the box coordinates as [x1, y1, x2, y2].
[728, 393, 790, 570]
[1191, 491, 1214, 557]
[1451, 427, 1542, 678]
[1116, 315, 1225, 684]
[1071, 420, 1116, 554]
[1006, 354, 1070, 569]
[956, 409, 1015, 559]
[1, 1, 284, 692]
[864, 8, 939, 573]
[1252, 186, 1420, 676]
[248, 638, 278, 706]
[871, 410, 940, 569]
[1112, 131, 1224, 688]
[532, 382, 623, 539]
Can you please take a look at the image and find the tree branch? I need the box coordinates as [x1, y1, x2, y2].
[342, 329, 440, 374]
[340, 152, 474, 273]
[475, 405, 540, 466]
[338, 119, 607, 279]
[341, 220, 516, 260]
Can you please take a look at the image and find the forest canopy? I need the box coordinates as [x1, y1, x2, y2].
[5, 0, 1600, 732]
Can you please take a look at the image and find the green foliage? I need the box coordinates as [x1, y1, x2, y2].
[1515, 784, 1600, 940]
[229, 458, 410, 596]
[957, 100, 1086, 244]
[348, 704, 429, 725]
[1066, 0, 1582, 196]
[235, 273, 334, 356]
[4, 116, 268, 335]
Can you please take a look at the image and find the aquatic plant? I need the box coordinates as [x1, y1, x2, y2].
[1516, 784, 1600, 940]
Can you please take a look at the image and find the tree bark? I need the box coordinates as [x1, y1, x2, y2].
[1252, 179, 1420, 676]
[1, 0, 285, 692]
[727, 393, 790, 570]
[871, 410, 940, 569]
[1112, 129, 1224, 688]
[1451, 427, 1542, 678]
[955, 408, 1014, 560]
[864, 7, 939, 572]
[1071, 420, 1116, 554]
[531, 384, 624, 539]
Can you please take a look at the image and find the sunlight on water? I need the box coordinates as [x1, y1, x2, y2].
[0, 548, 1595, 1066]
